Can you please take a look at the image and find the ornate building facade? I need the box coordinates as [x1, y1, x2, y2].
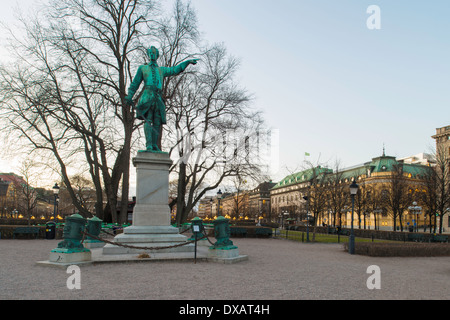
[270, 153, 434, 231]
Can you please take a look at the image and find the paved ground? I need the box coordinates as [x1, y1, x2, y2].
[1, 237, 450, 300]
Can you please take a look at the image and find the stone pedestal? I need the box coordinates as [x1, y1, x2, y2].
[49, 250, 92, 264]
[83, 240, 105, 249]
[207, 247, 248, 264]
[103, 152, 194, 255]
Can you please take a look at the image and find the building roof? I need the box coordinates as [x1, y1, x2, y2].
[0, 173, 27, 186]
[252, 181, 276, 192]
[0, 173, 32, 197]
[340, 155, 431, 181]
[271, 154, 432, 190]
[271, 166, 333, 190]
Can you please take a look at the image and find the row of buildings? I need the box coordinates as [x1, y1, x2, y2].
[2, 125, 449, 230]
[0, 173, 91, 222]
[198, 125, 450, 232]
[0, 173, 56, 221]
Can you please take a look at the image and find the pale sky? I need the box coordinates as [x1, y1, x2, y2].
[190, 0, 450, 177]
[1, 0, 449, 188]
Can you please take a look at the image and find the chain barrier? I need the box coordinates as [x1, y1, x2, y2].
[81, 228, 215, 252]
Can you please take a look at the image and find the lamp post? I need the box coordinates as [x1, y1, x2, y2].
[303, 196, 310, 242]
[349, 181, 359, 254]
[283, 211, 289, 239]
[408, 201, 422, 232]
[217, 189, 223, 217]
[209, 198, 213, 219]
[283, 211, 289, 228]
[52, 183, 60, 222]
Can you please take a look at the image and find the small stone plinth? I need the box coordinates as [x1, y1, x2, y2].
[207, 247, 248, 264]
[102, 225, 194, 254]
[48, 249, 92, 264]
[83, 240, 105, 249]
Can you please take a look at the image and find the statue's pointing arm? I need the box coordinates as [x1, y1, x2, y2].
[162, 59, 199, 77]
[125, 66, 144, 105]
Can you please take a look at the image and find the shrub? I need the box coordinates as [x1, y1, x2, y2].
[343, 242, 450, 257]
[230, 226, 272, 238]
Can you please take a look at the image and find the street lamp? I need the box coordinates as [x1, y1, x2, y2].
[349, 180, 359, 254]
[303, 196, 310, 242]
[52, 183, 60, 222]
[408, 201, 422, 232]
[217, 189, 223, 217]
[283, 211, 289, 232]
[209, 198, 213, 219]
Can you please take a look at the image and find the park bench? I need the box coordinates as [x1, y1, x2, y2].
[431, 235, 448, 243]
[407, 233, 425, 242]
[13, 227, 40, 239]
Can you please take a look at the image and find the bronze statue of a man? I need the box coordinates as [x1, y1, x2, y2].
[125, 46, 198, 152]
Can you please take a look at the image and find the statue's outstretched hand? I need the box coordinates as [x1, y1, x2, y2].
[189, 59, 200, 65]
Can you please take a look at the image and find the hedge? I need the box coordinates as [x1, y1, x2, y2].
[0, 225, 63, 239]
[343, 242, 450, 257]
[230, 226, 272, 238]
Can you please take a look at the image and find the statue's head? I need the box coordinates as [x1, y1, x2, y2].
[147, 46, 159, 62]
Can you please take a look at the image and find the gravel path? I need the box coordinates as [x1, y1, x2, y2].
[1, 238, 450, 300]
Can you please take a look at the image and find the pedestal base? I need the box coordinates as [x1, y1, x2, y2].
[207, 247, 248, 264]
[101, 152, 194, 256]
[84, 240, 105, 249]
[102, 226, 195, 254]
[48, 250, 92, 264]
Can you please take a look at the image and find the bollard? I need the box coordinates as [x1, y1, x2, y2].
[211, 216, 237, 250]
[86, 216, 103, 240]
[48, 213, 91, 264]
[51, 213, 89, 253]
[84, 216, 105, 248]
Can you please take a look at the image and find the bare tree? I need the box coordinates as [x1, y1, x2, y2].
[151, 1, 267, 225]
[0, 0, 266, 226]
[355, 181, 371, 229]
[294, 158, 331, 241]
[426, 145, 450, 233]
[421, 164, 439, 233]
[382, 163, 413, 231]
[365, 186, 384, 230]
[308, 168, 329, 240]
[326, 160, 349, 228]
[224, 175, 251, 220]
[0, 0, 159, 223]
[17, 160, 39, 225]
